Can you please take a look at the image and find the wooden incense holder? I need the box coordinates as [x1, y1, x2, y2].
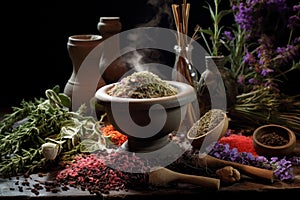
[197, 155, 274, 183]
[149, 167, 220, 190]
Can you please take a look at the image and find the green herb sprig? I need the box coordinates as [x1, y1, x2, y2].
[193, 0, 231, 56]
[0, 86, 74, 177]
[0, 86, 113, 177]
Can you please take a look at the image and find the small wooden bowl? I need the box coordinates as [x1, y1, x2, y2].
[252, 124, 296, 157]
[187, 109, 228, 150]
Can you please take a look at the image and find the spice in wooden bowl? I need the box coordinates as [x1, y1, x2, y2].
[252, 124, 296, 157]
[187, 109, 228, 150]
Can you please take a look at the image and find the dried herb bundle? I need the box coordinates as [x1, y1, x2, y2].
[108, 71, 178, 98]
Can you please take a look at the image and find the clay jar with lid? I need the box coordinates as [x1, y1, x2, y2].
[97, 17, 122, 39]
[97, 17, 129, 84]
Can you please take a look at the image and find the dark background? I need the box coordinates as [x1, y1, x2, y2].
[1, 0, 206, 110]
[1, 0, 299, 111]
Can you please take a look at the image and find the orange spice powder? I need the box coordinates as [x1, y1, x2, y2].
[101, 124, 128, 147]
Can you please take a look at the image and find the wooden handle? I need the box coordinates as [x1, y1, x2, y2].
[198, 155, 274, 183]
[173, 170, 220, 190]
[149, 167, 220, 190]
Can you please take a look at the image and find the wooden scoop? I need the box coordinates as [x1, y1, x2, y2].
[197, 155, 274, 183]
[149, 167, 220, 190]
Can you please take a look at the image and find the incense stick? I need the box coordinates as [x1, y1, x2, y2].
[172, 1, 191, 46]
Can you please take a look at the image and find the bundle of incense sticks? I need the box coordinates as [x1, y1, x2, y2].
[171, 0, 198, 131]
[171, 0, 190, 47]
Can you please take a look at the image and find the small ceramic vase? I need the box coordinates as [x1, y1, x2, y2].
[64, 34, 106, 110]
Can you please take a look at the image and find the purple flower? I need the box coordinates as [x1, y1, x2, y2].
[265, 0, 287, 11]
[223, 31, 234, 41]
[248, 78, 257, 84]
[276, 45, 299, 62]
[233, 2, 255, 32]
[294, 37, 300, 44]
[293, 4, 300, 11]
[272, 158, 294, 181]
[288, 15, 300, 28]
[243, 50, 256, 64]
[261, 68, 274, 76]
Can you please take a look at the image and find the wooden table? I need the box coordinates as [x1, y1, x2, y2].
[1, 173, 300, 199]
[1, 108, 300, 199]
[1, 141, 300, 199]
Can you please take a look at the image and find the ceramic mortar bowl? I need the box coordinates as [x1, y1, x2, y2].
[187, 109, 228, 150]
[95, 81, 196, 152]
[252, 124, 296, 157]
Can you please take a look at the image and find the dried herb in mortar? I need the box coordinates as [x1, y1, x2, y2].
[108, 71, 178, 98]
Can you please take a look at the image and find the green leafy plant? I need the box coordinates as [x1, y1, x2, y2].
[0, 86, 109, 177]
[194, 0, 232, 56]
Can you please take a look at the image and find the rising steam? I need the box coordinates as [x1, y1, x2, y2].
[124, 0, 176, 74]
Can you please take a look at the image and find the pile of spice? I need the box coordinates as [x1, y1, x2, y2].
[56, 151, 149, 195]
[218, 132, 258, 156]
[107, 71, 178, 98]
[101, 124, 128, 147]
[257, 132, 288, 146]
[188, 109, 225, 138]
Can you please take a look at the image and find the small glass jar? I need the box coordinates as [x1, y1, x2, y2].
[172, 44, 199, 131]
[172, 44, 198, 88]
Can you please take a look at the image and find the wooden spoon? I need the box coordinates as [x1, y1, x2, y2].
[149, 167, 220, 190]
[196, 154, 274, 183]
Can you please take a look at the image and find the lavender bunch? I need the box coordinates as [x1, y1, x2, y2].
[221, 0, 300, 133]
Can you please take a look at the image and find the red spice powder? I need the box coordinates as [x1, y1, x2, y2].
[218, 134, 258, 156]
